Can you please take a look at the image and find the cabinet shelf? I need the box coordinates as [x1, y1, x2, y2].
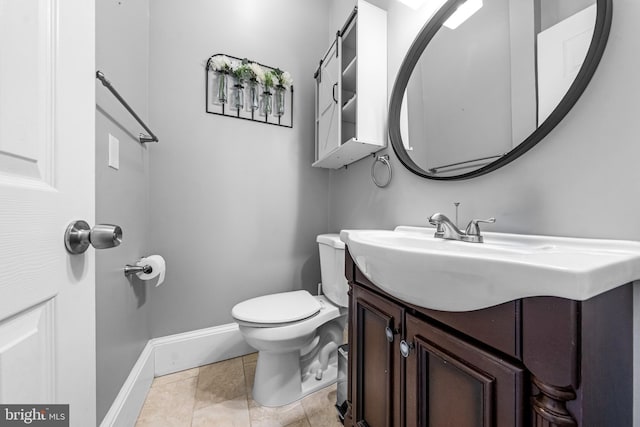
[342, 94, 357, 123]
[341, 48, 356, 72]
[342, 57, 357, 91]
[312, 138, 381, 169]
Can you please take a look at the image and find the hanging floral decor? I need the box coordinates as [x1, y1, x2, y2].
[206, 54, 293, 128]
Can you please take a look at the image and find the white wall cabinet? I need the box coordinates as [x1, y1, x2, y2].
[313, 1, 387, 169]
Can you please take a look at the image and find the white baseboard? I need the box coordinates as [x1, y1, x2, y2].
[154, 323, 254, 376]
[99, 343, 155, 427]
[100, 322, 254, 427]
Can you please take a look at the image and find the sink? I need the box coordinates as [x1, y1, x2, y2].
[340, 226, 640, 311]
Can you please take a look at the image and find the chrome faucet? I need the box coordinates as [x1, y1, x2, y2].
[429, 213, 465, 240]
[428, 213, 495, 243]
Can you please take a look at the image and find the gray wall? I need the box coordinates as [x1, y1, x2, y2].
[95, 0, 151, 422]
[329, 0, 640, 239]
[328, 0, 640, 420]
[94, 0, 640, 421]
[147, 0, 330, 337]
[330, 0, 357, 44]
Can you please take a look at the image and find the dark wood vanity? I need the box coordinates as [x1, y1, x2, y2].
[343, 248, 633, 427]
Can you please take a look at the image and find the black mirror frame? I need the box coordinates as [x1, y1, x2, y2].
[388, 0, 613, 181]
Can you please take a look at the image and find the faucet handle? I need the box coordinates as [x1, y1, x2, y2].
[465, 217, 496, 236]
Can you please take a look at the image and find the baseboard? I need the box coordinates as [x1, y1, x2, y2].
[100, 322, 254, 427]
[99, 343, 154, 427]
[153, 322, 255, 376]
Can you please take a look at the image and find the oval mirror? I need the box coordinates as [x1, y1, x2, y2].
[389, 0, 612, 180]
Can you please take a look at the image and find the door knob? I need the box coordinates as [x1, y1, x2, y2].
[64, 220, 123, 254]
[400, 339, 414, 358]
[385, 326, 399, 343]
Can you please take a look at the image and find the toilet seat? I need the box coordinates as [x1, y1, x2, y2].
[232, 290, 322, 326]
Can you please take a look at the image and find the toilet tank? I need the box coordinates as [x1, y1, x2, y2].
[317, 234, 349, 308]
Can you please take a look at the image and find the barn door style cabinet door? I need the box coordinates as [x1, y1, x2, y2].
[313, 0, 387, 169]
[344, 249, 633, 427]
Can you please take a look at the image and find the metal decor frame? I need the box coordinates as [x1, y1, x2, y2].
[205, 53, 293, 128]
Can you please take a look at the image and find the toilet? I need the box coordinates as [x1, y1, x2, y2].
[231, 234, 348, 407]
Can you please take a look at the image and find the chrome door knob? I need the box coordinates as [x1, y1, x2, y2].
[400, 339, 414, 358]
[385, 326, 398, 343]
[89, 224, 123, 249]
[64, 220, 123, 254]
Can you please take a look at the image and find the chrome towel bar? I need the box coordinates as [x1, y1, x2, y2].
[428, 154, 505, 174]
[96, 70, 159, 144]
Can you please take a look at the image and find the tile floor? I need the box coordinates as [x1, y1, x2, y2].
[135, 353, 343, 427]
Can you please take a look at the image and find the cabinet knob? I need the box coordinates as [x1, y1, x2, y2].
[400, 340, 414, 358]
[385, 326, 398, 343]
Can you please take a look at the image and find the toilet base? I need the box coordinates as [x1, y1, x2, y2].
[252, 350, 339, 407]
[238, 299, 347, 408]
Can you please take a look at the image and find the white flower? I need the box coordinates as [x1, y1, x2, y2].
[249, 62, 265, 83]
[278, 71, 293, 88]
[210, 55, 231, 72]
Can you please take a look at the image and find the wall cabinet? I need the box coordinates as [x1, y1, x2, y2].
[344, 248, 633, 427]
[313, 1, 387, 169]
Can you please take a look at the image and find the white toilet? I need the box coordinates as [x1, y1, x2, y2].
[231, 234, 348, 407]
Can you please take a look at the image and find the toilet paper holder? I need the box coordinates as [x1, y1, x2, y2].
[123, 255, 166, 286]
[124, 264, 152, 276]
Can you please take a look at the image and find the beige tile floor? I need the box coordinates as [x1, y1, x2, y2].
[135, 353, 343, 427]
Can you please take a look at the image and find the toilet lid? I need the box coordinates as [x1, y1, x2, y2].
[232, 290, 322, 324]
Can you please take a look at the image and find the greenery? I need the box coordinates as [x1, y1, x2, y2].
[262, 70, 276, 90]
[208, 57, 292, 90]
[232, 62, 253, 83]
[272, 68, 293, 88]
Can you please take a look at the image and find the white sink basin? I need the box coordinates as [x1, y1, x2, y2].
[340, 226, 640, 311]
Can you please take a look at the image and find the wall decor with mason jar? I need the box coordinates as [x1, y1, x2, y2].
[206, 53, 293, 128]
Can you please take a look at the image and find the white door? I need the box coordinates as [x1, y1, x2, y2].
[316, 42, 340, 160]
[537, 4, 596, 125]
[0, 0, 96, 425]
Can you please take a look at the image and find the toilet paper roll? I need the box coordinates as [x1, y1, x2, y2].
[136, 255, 166, 287]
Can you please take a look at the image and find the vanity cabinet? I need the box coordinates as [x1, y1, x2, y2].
[404, 313, 524, 427]
[350, 284, 403, 426]
[344, 248, 633, 427]
[313, 1, 387, 169]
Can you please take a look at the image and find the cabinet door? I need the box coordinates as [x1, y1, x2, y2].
[316, 42, 340, 160]
[404, 314, 524, 427]
[351, 286, 403, 427]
